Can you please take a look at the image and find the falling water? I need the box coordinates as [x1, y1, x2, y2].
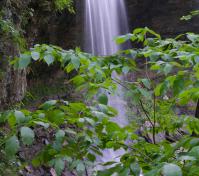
[85, 0, 129, 55]
[84, 0, 130, 171]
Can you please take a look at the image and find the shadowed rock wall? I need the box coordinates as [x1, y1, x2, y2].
[0, 0, 29, 110]
[0, 0, 77, 109]
[126, 0, 199, 35]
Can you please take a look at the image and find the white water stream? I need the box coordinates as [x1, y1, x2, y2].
[84, 0, 130, 172]
[85, 0, 129, 55]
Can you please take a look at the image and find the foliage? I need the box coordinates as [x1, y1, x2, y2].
[38, 0, 74, 13]
[181, 10, 199, 21]
[0, 0, 74, 51]
[54, 0, 74, 12]
[2, 27, 199, 175]
[0, 17, 26, 50]
[0, 100, 118, 175]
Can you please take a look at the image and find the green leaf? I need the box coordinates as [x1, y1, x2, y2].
[122, 66, 130, 74]
[173, 76, 184, 96]
[163, 63, 173, 75]
[5, 136, 20, 157]
[189, 138, 199, 148]
[145, 168, 161, 176]
[187, 33, 199, 42]
[33, 121, 49, 128]
[65, 62, 75, 73]
[133, 28, 144, 34]
[162, 164, 182, 176]
[85, 117, 95, 125]
[116, 34, 132, 44]
[155, 81, 169, 96]
[14, 110, 26, 124]
[8, 114, 16, 128]
[98, 94, 108, 105]
[119, 168, 130, 176]
[55, 130, 65, 142]
[145, 27, 161, 39]
[87, 153, 96, 162]
[178, 155, 196, 161]
[44, 54, 54, 65]
[130, 162, 141, 176]
[76, 161, 85, 173]
[181, 15, 192, 21]
[103, 161, 117, 166]
[71, 55, 80, 70]
[18, 54, 31, 69]
[97, 164, 122, 176]
[189, 146, 199, 159]
[53, 158, 65, 176]
[140, 79, 151, 89]
[188, 166, 199, 176]
[72, 75, 85, 86]
[20, 127, 35, 145]
[65, 129, 77, 135]
[46, 110, 65, 125]
[39, 100, 57, 110]
[31, 51, 40, 61]
[0, 113, 7, 123]
[139, 88, 152, 99]
[194, 56, 199, 63]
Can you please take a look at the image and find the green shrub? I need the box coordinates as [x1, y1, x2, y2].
[2, 27, 199, 175]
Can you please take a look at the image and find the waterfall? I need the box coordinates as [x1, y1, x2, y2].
[85, 0, 129, 55]
[84, 0, 130, 172]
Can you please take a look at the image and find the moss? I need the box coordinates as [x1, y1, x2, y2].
[54, 0, 74, 12]
[0, 3, 27, 51]
[0, 69, 5, 80]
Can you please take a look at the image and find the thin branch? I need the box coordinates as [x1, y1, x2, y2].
[84, 161, 89, 176]
[117, 142, 153, 162]
[139, 100, 154, 128]
[112, 78, 154, 128]
[145, 57, 151, 82]
[153, 94, 156, 144]
[195, 99, 199, 118]
[145, 57, 156, 144]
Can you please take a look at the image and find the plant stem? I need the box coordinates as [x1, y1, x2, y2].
[139, 100, 154, 128]
[153, 93, 156, 144]
[112, 78, 154, 129]
[195, 99, 199, 118]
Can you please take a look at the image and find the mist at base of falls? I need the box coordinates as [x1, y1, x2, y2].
[84, 0, 130, 172]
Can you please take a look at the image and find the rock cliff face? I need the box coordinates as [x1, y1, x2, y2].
[39, 1, 83, 49]
[126, 0, 199, 35]
[0, 0, 77, 109]
[0, 39, 27, 110]
[0, 0, 29, 110]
